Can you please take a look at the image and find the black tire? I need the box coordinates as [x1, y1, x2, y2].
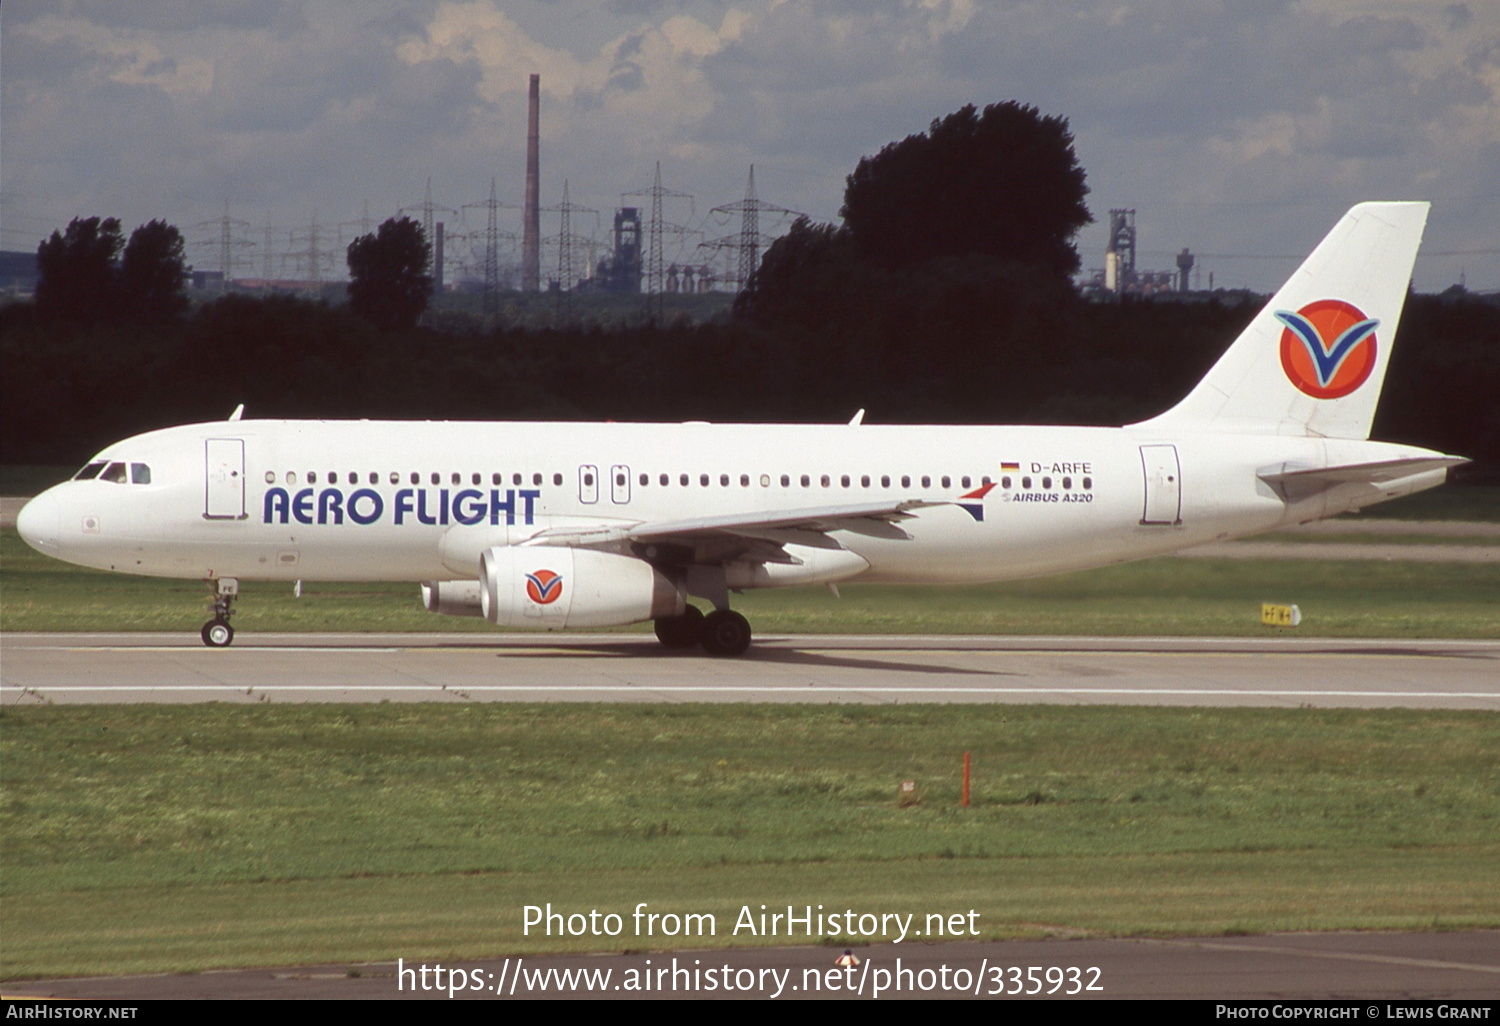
[654, 605, 705, 649]
[202, 619, 234, 647]
[700, 609, 751, 657]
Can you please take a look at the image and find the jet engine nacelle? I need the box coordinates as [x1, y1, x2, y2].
[420, 579, 485, 617]
[480, 546, 683, 629]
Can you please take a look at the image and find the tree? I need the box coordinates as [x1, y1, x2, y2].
[35, 216, 124, 324]
[120, 219, 190, 324]
[347, 217, 432, 330]
[840, 101, 1091, 278]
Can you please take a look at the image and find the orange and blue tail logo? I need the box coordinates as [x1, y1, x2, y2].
[1276, 299, 1379, 399]
[524, 569, 564, 605]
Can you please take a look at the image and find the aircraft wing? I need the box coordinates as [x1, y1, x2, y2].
[1258, 456, 1469, 500]
[522, 499, 946, 565]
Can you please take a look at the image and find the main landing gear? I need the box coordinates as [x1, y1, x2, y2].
[654, 606, 752, 657]
[201, 577, 239, 647]
[652, 565, 753, 657]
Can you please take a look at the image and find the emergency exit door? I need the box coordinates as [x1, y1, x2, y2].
[204, 438, 246, 520]
[1139, 444, 1182, 525]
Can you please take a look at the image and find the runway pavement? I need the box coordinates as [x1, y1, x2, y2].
[6, 932, 1499, 1000]
[3, 632, 1497, 709]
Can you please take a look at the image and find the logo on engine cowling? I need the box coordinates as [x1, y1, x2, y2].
[524, 569, 564, 605]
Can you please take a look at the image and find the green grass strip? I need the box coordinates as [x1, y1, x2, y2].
[3, 704, 1496, 978]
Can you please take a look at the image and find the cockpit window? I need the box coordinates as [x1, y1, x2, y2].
[74, 461, 108, 481]
[130, 463, 152, 485]
[101, 462, 128, 484]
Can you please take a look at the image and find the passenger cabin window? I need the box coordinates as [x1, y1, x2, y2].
[74, 461, 108, 481]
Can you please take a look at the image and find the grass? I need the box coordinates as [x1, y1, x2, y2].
[1340, 484, 1498, 522]
[2, 704, 1496, 978]
[4, 528, 1499, 637]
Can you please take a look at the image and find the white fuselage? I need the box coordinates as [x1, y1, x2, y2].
[17, 418, 1449, 588]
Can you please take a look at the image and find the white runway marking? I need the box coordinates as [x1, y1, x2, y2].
[8, 685, 1496, 700]
[4, 633, 1496, 708]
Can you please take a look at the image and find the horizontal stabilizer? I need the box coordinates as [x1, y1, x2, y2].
[1258, 456, 1469, 500]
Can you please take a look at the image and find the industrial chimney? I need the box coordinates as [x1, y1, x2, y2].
[522, 73, 541, 292]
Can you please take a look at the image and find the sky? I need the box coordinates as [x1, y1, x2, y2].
[2, 0, 1497, 293]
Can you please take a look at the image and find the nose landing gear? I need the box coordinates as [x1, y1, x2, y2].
[201, 577, 239, 647]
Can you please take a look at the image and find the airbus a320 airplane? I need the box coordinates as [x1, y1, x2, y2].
[17, 202, 1466, 656]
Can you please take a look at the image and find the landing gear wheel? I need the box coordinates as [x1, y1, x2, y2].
[654, 605, 705, 649]
[700, 609, 751, 657]
[202, 619, 235, 648]
[202, 577, 239, 648]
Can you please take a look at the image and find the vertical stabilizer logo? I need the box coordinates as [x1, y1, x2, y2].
[1276, 299, 1379, 399]
[524, 569, 564, 605]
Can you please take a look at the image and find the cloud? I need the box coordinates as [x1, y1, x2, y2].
[2, 0, 1495, 290]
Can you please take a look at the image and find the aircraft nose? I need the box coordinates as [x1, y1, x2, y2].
[16, 489, 61, 556]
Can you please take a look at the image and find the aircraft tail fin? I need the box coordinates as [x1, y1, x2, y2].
[1133, 201, 1428, 440]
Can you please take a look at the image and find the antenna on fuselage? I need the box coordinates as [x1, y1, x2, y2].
[228, 404, 244, 422]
